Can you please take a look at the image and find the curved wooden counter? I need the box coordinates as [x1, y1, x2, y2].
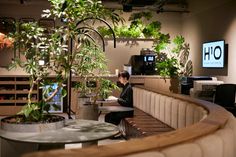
[24, 86, 232, 157]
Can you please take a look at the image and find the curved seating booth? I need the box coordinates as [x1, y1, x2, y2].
[24, 86, 236, 157]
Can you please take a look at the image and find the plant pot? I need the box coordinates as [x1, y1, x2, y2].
[77, 103, 99, 120]
[169, 77, 180, 93]
[1, 115, 65, 133]
[76, 96, 99, 120]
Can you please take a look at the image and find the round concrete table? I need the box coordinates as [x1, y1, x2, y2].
[0, 119, 120, 157]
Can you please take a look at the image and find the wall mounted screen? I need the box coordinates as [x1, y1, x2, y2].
[202, 40, 225, 68]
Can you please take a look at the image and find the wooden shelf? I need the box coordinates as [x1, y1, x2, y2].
[16, 81, 31, 85]
[0, 100, 15, 103]
[0, 90, 16, 94]
[0, 106, 22, 115]
[0, 81, 15, 85]
[15, 100, 38, 103]
[15, 90, 38, 94]
[0, 76, 39, 115]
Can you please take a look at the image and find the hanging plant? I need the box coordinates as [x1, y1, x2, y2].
[142, 21, 161, 38]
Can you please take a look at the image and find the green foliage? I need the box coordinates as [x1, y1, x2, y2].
[156, 57, 178, 77]
[97, 26, 113, 37]
[156, 35, 192, 77]
[97, 11, 166, 40]
[43, 0, 123, 28]
[153, 33, 170, 53]
[142, 21, 161, 38]
[172, 35, 185, 54]
[99, 79, 119, 99]
[9, 0, 120, 122]
[71, 44, 119, 100]
[128, 19, 144, 37]
[18, 101, 49, 122]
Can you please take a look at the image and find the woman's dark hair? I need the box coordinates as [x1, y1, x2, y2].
[118, 70, 130, 80]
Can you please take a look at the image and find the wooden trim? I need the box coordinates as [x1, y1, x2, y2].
[15, 81, 31, 84]
[15, 90, 38, 94]
[23, 86, 231, 157]
[0, 90, 15, 94]
[0, 100, 15, 103]
[0, 81, 15, 84]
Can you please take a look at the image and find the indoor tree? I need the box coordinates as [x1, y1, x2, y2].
[8, 0, 121, 122]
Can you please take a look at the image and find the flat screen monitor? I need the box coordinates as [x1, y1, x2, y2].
[202, 40, 225, 68]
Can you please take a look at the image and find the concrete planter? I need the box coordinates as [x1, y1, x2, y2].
[0, 115, 65, 157]
[77, 103, 99, 120]
[1, 115, 65, 133]
[76, 96, 99, 120]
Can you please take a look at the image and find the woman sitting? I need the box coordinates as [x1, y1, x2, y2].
[105, 70, 133, 125]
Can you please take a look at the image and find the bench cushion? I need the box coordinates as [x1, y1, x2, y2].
[133, 87, 208, 129]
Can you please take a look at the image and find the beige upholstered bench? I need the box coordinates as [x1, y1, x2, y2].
[121, 86, 207, 138]
[24, 86, 236, 157]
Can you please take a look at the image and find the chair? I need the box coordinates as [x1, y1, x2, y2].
[214, 84, 236, 116]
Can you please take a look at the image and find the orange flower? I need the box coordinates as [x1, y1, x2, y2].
[0, 32, 14, 49]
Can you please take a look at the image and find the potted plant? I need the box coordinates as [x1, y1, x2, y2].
[155, 35, 192, 78]
[155, 35, 192, 93]
[1, 0, 121, 131]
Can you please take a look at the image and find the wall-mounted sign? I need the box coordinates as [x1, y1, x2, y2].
[202, 40, 225, 68]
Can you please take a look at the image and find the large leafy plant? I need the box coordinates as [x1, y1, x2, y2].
[156, 35, 192, 77]
[9, 0, 121, 122]
[98, 11, 152, 38]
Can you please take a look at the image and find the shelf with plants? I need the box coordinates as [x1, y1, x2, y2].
[0, 76, 39, 115]
[99, 11, 193, 79]
[104, 37, 154, 41]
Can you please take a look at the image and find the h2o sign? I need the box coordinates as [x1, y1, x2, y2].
[202, 40, 225, 68]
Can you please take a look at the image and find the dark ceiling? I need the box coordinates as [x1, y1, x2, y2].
[0, 0, 189, 13]
[102, 0, 189, 13]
